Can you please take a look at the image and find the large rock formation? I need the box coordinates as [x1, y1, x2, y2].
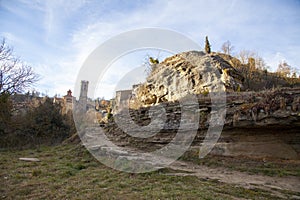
[105, 88, 300, 160]
[101, 51, 300, 160]
[134, 51, 244, 105]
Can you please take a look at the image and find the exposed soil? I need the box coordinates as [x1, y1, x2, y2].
[168, 159, 300, 198]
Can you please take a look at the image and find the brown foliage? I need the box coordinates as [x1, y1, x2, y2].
[218, 51, 300, 91]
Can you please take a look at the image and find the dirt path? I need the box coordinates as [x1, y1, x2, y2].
[83, 127, 300, 198]
[168, 159, 300, 198]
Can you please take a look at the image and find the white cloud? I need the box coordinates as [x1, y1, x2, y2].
[264, 52, 286, 71]
[43, 0, 86, 41]
[2, 0, 300, 99]
[57, 0, 300, 98]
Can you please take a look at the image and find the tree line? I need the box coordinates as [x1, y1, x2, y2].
[205, 37, 300, 90]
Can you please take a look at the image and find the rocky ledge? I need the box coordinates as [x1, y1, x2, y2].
[105, 88, 300, 160]
[103, 51, 300, 160]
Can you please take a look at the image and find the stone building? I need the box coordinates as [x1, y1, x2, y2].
[113, 89, 132, 113]
[11, 93, 44, 115]
[53, 89, 75, 115]
[62, 89, 75, 114]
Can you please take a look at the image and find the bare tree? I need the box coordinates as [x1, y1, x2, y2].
[238, 51, 267, 70]
[255, 56, 267, 70]
[143, 54, 160, 76]
[0, 39, 39, 95]
[238, 50, 255, 64]
[221, 40, 234, 55]
[234, 50, 257, 89]
[276, 61, 291, 78]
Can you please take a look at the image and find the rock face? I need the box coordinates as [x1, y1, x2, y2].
[105, 88, 300, 160]
[102, 51, 300, 160]
[134, 51, 244, 105]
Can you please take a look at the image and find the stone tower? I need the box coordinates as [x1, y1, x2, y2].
[79, 80, 89, 111]
[79, 80, 89, 102]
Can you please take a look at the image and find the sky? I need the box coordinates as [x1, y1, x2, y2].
[0, 0, 300, 99]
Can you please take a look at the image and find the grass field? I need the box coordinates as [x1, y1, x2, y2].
[1, 144, 299, 199]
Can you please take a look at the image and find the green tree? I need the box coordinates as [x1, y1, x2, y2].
[205, 36, 211, 54]
[144, 55, 159, 75]
[149, 57, 159, 64]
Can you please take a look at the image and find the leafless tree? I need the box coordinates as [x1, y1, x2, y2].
[221, 40, 234, 55]
[0, 39, 39, 95]
[237, 50, 255, 64]
[276, 61, 291, 78]
[143, 53, 160, 76]
[255, 56, 267, 70]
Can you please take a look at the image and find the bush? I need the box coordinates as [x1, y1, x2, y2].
[0, 92, 12, 135]
[0, 96, 74, 149]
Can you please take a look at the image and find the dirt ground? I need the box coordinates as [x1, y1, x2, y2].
[168, 158, 300, 198]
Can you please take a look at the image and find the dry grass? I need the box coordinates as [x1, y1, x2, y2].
[180, 148, 300, 177]
[0, 144, 297, 199]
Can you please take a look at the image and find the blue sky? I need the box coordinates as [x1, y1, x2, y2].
[1, 0, 300, 99]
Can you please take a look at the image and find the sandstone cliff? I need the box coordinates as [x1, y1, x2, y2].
[106, 88, 300, 160]
[134, 51, 244, 106]
[102, 51, 300, 160]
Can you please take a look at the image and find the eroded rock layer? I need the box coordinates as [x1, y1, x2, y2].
[106, 88, 300, 160]
[134, 51, 244, 106]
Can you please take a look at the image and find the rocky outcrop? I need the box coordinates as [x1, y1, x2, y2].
[101, 51, 300, 160]
[133, 51, 244, 106]
[105, 88, 300, 160]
